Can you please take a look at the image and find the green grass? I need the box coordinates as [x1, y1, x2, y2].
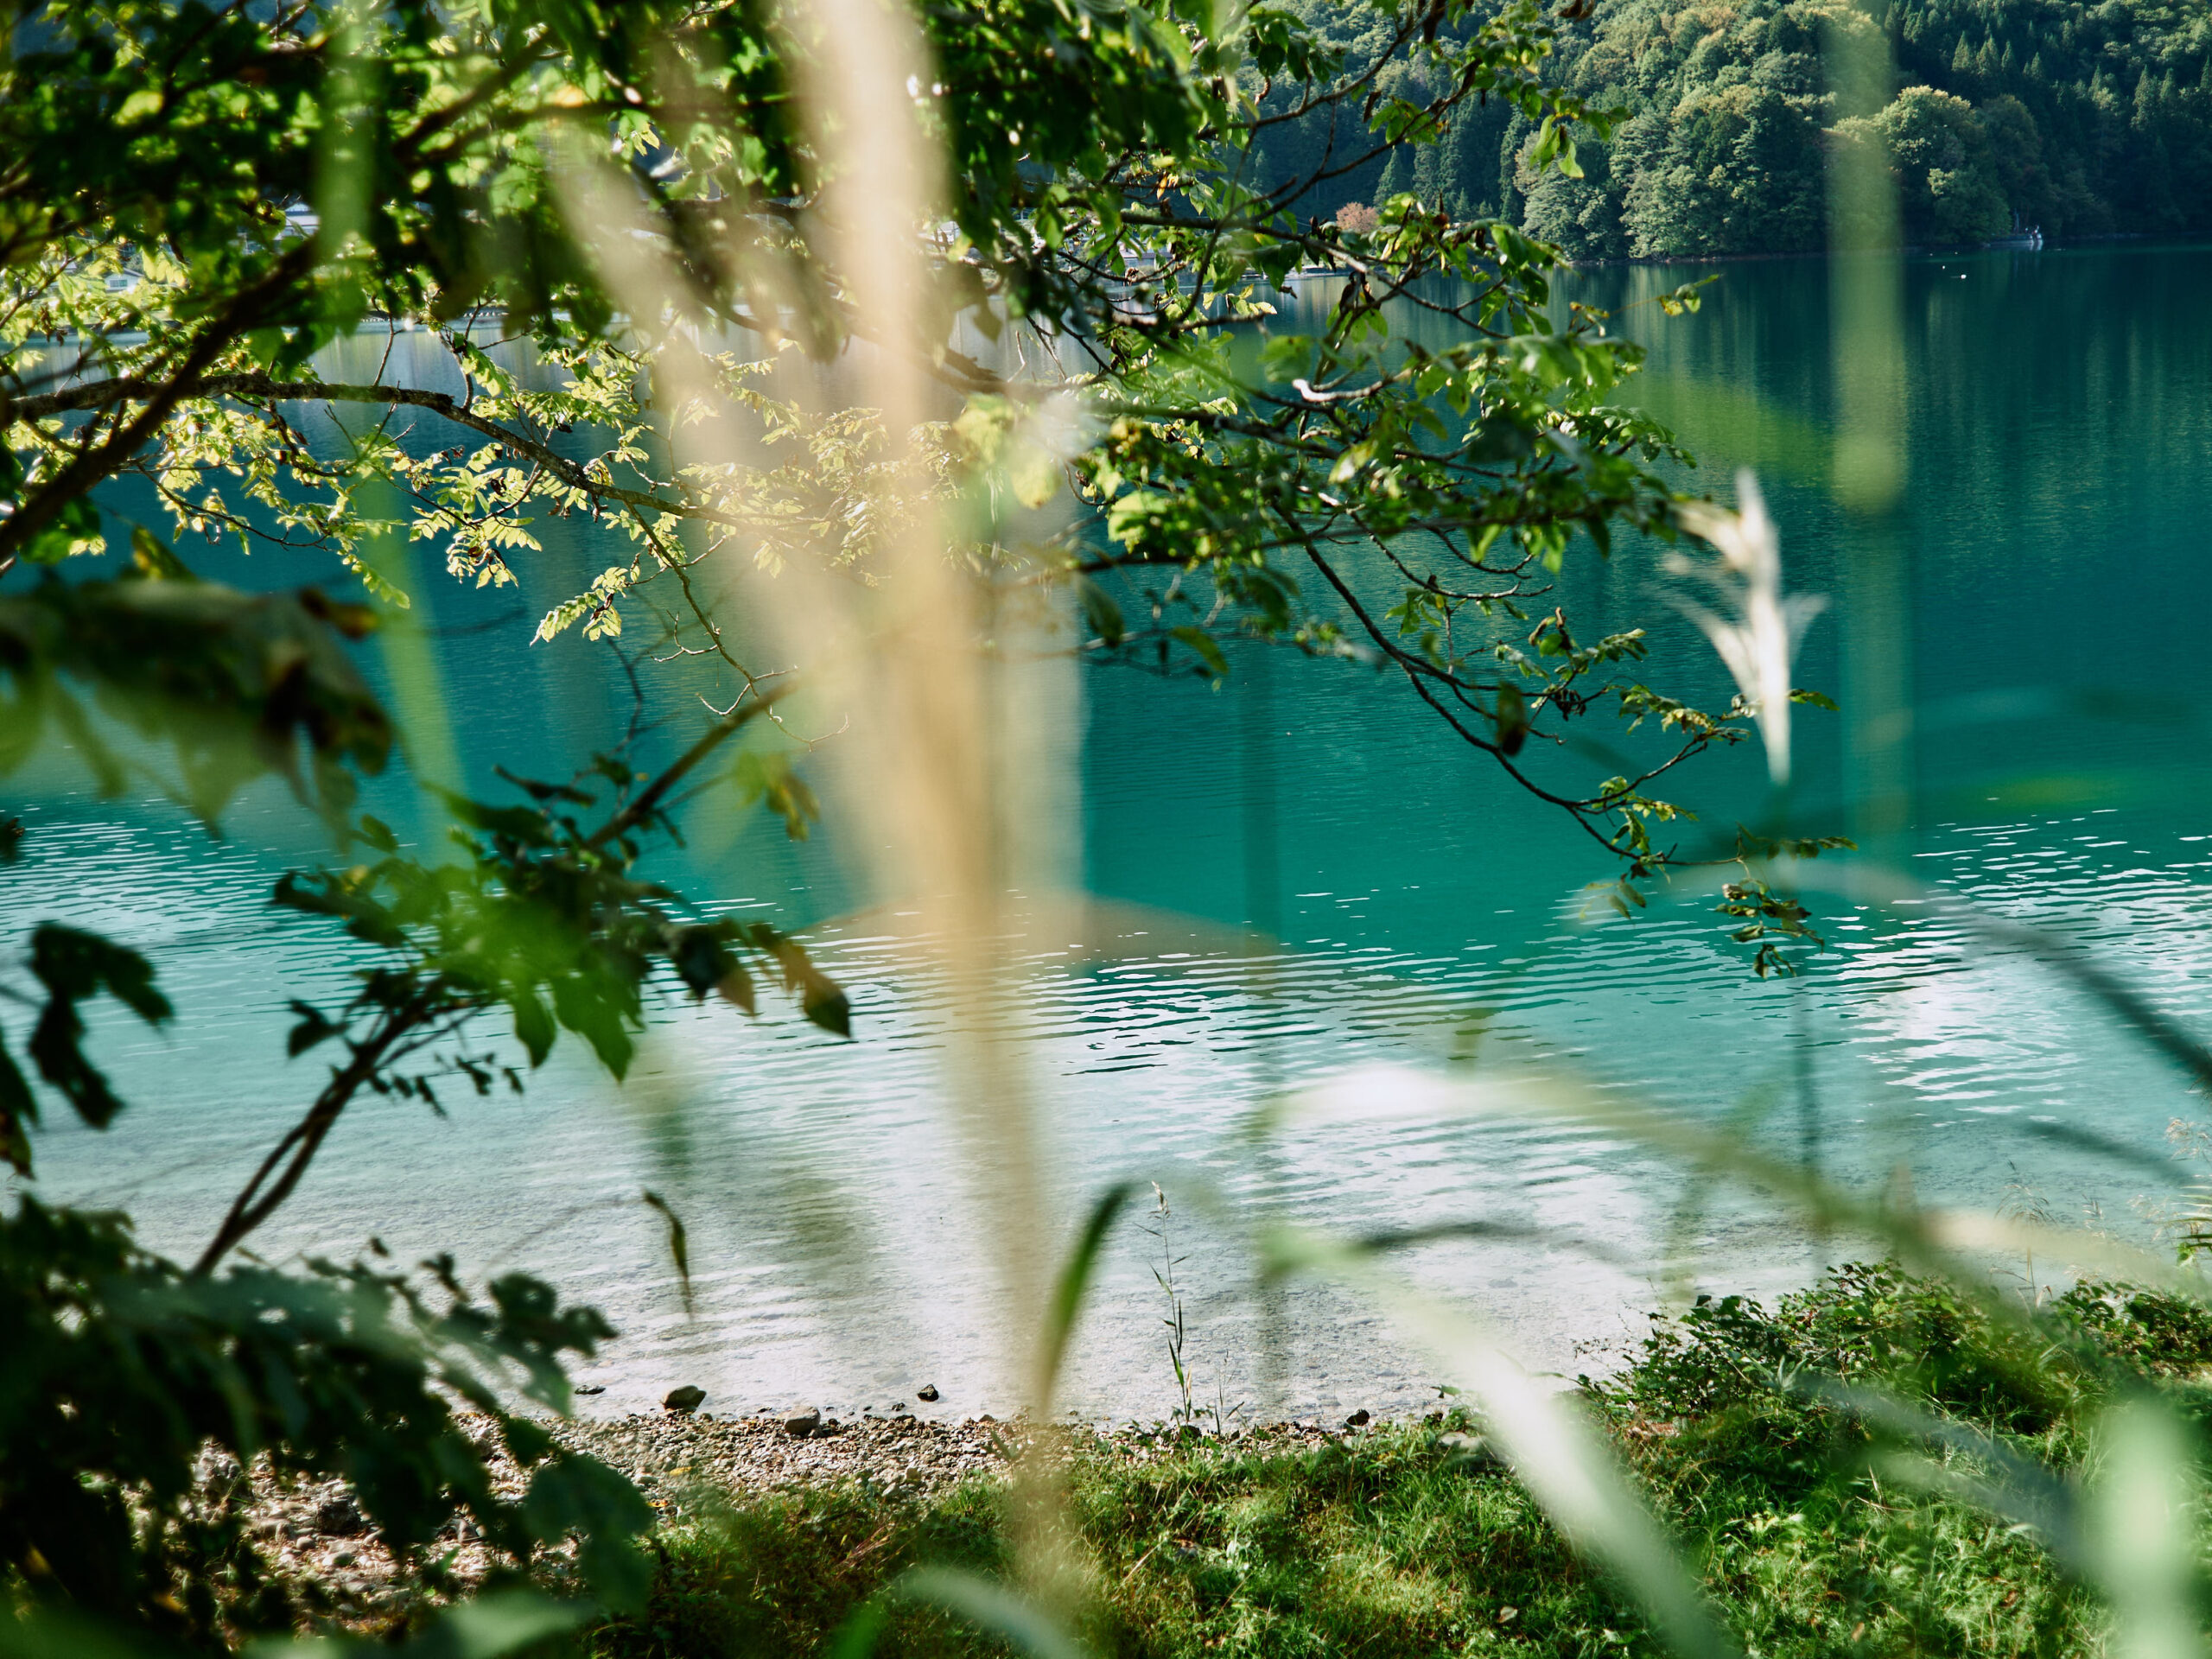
[588, 1265, 2212, 1659]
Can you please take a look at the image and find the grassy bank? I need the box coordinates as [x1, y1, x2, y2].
[587, 1265, 2212, 1659]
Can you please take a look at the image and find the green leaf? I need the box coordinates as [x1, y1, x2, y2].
[893, 1569, 1095, 1659]
[0, 580, 393, 823]
[516, 1458, 653, 1616]
[1493, 682, 1529, 755]
[1169, 626, 1229, 680]
[802, 979, 852, 1039]
[640, 1190, 694, 1318]
[247, 1588, 598, 1658]
[1327, 442, 1376, 484]
[432, 789, 555, 848]
[19, 494, 102, 567]
[0, 1607, 188, 1659]
[125, 525, 197, 582]
[0, 1028, 36, 1177]
[1074, 575, 1127, 646]
[668, 926, 734, 997]
[715, 958, 757, 1014]
[1038, 1183, 1135, 1406]
[285, 1000, 340, 1058]
[398, 1590, 595, 1659]
[509, 992, 556, 1067]
[26, 926, 171, 1130]
[550, 976, 634, 1078]
[826, 1602, 893, 1659]
[730, 752, 819, 842]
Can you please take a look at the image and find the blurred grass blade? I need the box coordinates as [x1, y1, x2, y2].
[895, 1567, 1094, 1659]
[2090, 1397, 2203, 1659]
[1808, 861, 2212, 1097]
[1266, 1224, 1741, 1659]
[0, 1611, 188, 1659]
[2018, 1118, 2182, 1182]
[1036, 1181, 1135, 1409]
[1278, 1063, 2206, 1306]
[1351, 1217, 1628, 1263]
[825, 1601, 892, 1659]
[248, 1589, 594, 1656]
[641, 1188, 695, 1319]
[1799, 1377, 2088, 1569]
[402, 1590, 596, 1658]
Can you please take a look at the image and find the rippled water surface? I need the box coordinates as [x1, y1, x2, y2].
[9, 243, 2212, 1422]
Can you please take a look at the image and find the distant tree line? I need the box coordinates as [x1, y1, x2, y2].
[1250, 0, 2212, 257]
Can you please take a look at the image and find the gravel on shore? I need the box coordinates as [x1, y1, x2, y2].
[547, 1410, 1020, 1502]
[543, 1408, 1376, 1502]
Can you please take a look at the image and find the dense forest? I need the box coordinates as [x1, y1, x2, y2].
[1251, 0, 2212, 256]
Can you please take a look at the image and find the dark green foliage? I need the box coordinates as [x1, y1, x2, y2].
[591, 1486, 1012, 1657]
[12, 925, 172, 1152]
[1615, 81, 1829, 256]
[1532, 0, 2211, 256]
[0, 1197, 650, 1645]
[1595, 1262, 2212, 1433]
[193, 705, 847, 1275]
[0, 576, 392, 825]
[0, 438, 842, 1653]
[276, 760, 848, 1083]
[1246, 0, 1424, 216]
[0, 721, 810, 1635]
[2055, 1280, 2212, 1373]
[1521, 133, 1630, 258]
[1595, 1263, 2090, 1458]
[4, 0, 1794, 911]
[1832, 84, 2012, 244]
[1262, 0, 2212, 255]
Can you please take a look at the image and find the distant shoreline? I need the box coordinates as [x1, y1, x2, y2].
[1552, 231, 2196, 270]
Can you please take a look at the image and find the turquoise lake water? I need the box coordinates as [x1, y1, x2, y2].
[6, 242, 2212, 1421]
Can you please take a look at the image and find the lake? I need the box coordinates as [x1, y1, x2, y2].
[8, 241, 2212, 1425]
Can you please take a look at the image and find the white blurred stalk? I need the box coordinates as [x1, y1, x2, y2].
[1821, 10, 1906, 514]
[555, 0, 1071, 1588]
[2090, 1398, 2205, 1659]
[1821, 10, 1916, 846]
[1670, 471, 1825, 791]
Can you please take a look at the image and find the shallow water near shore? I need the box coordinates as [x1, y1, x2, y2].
[9, 241, 2212, 1424]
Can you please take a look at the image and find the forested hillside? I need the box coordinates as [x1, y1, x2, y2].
[1250, 0, 2212, 257]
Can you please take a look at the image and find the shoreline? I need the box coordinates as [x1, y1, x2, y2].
[237, 1408, 1398, 1624]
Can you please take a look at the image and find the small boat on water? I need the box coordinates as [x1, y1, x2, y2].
[1987, 219, 2044, 251]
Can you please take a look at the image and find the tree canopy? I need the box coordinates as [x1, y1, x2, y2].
[4, 0, 1803, 915]
[1253, 0, 2212, 256]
